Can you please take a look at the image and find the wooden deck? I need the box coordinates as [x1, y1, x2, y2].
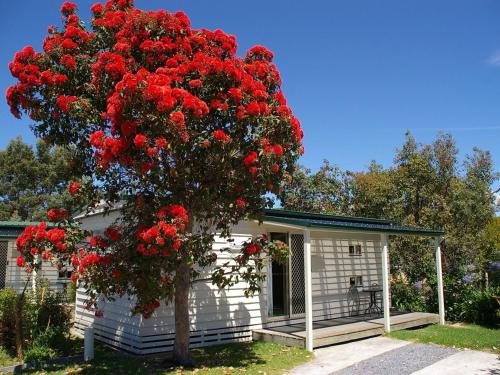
[252, 312, 439, 349]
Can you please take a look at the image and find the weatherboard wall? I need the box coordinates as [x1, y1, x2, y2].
[75, 215, 385, 354]
[3, 238, 65, 293]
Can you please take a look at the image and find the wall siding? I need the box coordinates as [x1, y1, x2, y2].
[75, 216, 384, 354]
[309, 232, 382, 320]
[4, 238, 69, 293]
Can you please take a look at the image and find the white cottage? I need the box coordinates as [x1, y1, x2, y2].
[0, 221, 70, 293]
[74, 209, 445, 354]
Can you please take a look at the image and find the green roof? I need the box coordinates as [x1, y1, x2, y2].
[0, 221, 54, 239]
[262, 209, 444, 237]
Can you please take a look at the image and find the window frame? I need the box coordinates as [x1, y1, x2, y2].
[350, 275, 363, 287]
[348, 244, 363, 256]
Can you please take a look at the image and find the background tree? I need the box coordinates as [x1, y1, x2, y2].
[7, 0, 303, 364]
[0, 137, 77, 221]
[486, 217, 500, 287]
[279, 160, 350, 214]
[349, 160, 399, 219]
[486, 217, 500, 252]
[283, 132, 498, 317]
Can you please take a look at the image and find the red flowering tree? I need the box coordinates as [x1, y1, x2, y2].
[7, 0, 303, 364]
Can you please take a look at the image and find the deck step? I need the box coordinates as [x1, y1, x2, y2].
[252, 312, 439, 349]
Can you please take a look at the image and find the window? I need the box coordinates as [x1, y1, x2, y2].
[57, 261, 71, 279]
[349, 244, 362, 256]
[356, 275, 363, 286]
[350, 276, 363, 286]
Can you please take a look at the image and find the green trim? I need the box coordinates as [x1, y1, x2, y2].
[264, 209, 392, 224]
[0, 221, 55, 239]
[262, 210, 444, 237]
[0, 221, 45, 227]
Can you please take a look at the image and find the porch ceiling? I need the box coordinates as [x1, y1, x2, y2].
[262, 209, 444, 237]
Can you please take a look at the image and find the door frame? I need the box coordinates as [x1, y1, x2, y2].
[267, 232, 305, 319]
[267, 232, 289, 318]
[289, 233, 306, 318]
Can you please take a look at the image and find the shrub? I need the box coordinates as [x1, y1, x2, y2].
[459, 287, 499, 327]
[0, 282, 73, 360]
[443, 275, 472, 322]
[391, 271, 500, 327]
[0, 289, 17, 352]
[23, 283, 72, 344]
[488, 262, 500, 288]
[32, 326, 71, 355]
[23, 345, 57, 363]
[66, 281, 77, 304]
[391, 279, 428, 313]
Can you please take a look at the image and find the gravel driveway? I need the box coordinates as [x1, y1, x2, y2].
[333, 342, 457, 375]
[287, 336, 500, 375]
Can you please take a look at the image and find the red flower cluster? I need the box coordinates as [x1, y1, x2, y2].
[246, 45, 274, 62]
[79, 253, 104, 271]
[244, 243, 261, 255]
[56, 95, 78, 113]
[213, 130, 231, 143]
[157, 204, 189, 228]
[243, 151, 258, 167]
[133, 300, 161, 319]
[104, 226, 122, 242]
[133, 134, 147, 148]
[235, 198, 246, 209]
[60, 54, 77, 70]
[136, 204, 188, 256]
[7, 0, 304, 187]
[15, 222, 74, 273]
[243, 151, 258, 175]
[68, 181, 81, 195]
[89, 235, 108, 248]
[91, 52, 127, 83]
[60, 2, 77, 16]
[47, 208, 69, 222]
[264, 144, 284, 158]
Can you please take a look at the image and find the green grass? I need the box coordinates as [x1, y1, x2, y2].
[0, 347, 20, 367]
[21, 341, 311, 374]
[389, 323, 500, 354]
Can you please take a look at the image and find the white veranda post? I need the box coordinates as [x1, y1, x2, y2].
[435, 237, 445, 325]
[303, 229, 313, 351]
[31, 254, 40, 292]
[381, 234, 391, 333]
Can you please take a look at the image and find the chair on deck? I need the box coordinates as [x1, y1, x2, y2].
[346, 285, 361, 316]
[372, 283, 383, 313]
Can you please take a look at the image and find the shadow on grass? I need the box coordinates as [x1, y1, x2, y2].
[189, 342, 267, 369]
[21, 341, 269, 374]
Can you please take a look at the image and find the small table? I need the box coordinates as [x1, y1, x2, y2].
[362, 286, 383, 315]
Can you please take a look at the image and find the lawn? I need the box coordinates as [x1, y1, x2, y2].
[0, 348, 20, 367]
[20, 341, 311, 374]
[389, 323, 500, 354]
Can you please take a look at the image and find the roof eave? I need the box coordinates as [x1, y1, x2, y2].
[263, 208, 392, 225]
[262, 216, 443, 237]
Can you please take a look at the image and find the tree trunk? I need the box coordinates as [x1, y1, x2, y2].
[15, 281, 29, 359]
[173, 261, 192, 366]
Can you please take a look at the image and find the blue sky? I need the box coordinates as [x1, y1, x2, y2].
[1, 1, 499, 193]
